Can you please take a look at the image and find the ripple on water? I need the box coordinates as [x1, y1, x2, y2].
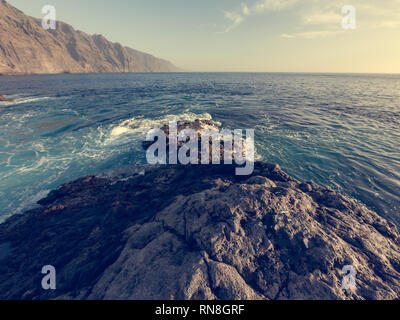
[0, 73, 399, 226]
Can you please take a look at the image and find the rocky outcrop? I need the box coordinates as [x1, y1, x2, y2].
[142, 119, 220, 150]
[0, 1, 179, 74]
[0, 159, 400, 299]
[142, 119, 251, 166]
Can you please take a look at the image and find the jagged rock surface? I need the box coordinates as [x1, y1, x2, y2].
[0, 1, 178, 74]
[0, 162, 400, 300]
[142, 119, 244, 163]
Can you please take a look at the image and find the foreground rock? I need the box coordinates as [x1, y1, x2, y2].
[0, 161, 400, 300]
[0, 95, 14, 102]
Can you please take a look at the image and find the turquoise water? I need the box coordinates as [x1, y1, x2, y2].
[0, 73, 399, 225]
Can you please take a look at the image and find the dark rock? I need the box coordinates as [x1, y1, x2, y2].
[0, 95, 14, 102]
[142, 119, 248, 164]
[0, 119, 399, 300]
[0, 161, 400, 300]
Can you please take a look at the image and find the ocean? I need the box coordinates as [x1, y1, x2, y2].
[0, 73, 399, 225]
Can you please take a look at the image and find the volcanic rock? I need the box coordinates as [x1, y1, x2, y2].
[0, 1, 179, 74]
[142, 119, 249, 164]
[0, 161, 400, 300]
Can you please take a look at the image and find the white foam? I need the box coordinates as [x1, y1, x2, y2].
[0, 189, 51, 223]
[105, 112, 215, 144]
[0, 96, 52, 106]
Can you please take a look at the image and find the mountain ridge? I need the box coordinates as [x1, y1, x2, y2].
[0, 1, 179, 74]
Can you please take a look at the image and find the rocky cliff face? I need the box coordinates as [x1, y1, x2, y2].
[0, 1, 178, 74]
[0, 159, 400, 299]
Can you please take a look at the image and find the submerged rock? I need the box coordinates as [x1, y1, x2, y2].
[142, 119, 250, 164]
[142, 119, 220, 150]
[0, 162, 400, 300]
[0, 95, 14, 102]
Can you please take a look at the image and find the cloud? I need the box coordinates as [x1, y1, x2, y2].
[250, 0, 298, 13]
[280, 30, 341, 39]
[219, 0, 298, 33]
[356, 1, 400, 30]
[377, 20, 400, 29]
[241, 3, 250, 16]
[301, 12, 343, 25]
[219, 10, 245, 33]
[219, 0, 400, 35]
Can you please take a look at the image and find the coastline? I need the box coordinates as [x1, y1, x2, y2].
[1, 160, 399, 300]
[1, 0, 399, 304]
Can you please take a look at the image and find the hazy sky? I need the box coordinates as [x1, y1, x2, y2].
[7, 0, 400, 73]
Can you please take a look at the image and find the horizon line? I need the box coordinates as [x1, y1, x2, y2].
[2, 71, 400, 76]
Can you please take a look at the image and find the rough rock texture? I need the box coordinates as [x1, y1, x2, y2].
[142, 119, 221, 150]
[0, 1, 179, 74]
[0, 161, 400, 300]
[142, 119, 250, 165]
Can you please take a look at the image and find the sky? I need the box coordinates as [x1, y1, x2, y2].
[6, 0, 400, 73]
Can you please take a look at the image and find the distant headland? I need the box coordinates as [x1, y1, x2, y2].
[0, 1, 179, 74]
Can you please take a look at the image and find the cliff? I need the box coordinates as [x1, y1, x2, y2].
[0, 161, 400, 299]
[0, 1, 179, 74]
